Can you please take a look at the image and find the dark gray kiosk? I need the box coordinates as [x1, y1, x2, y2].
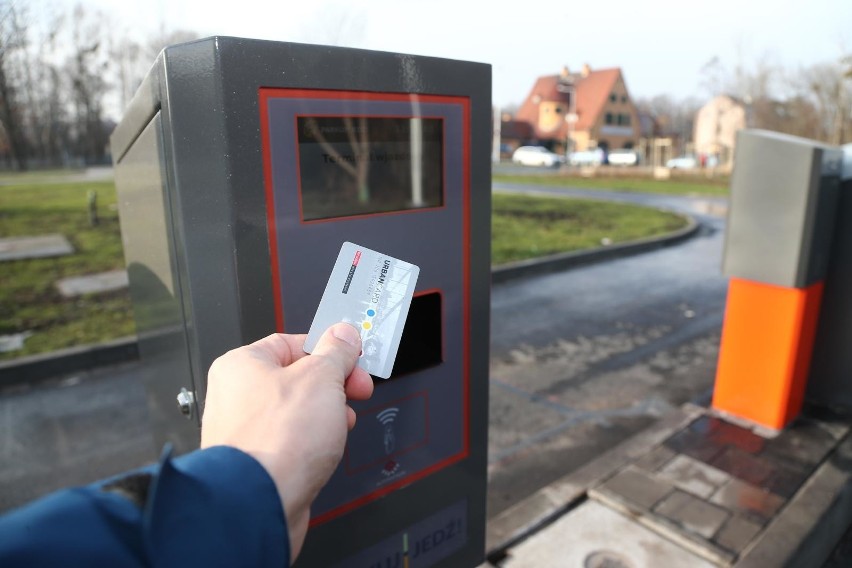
[110, 37, 491, 567]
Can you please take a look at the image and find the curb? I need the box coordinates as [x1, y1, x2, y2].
[0, 336, 139, 389]
[492, 214, 700, 284]
[0, 217, 700, 388]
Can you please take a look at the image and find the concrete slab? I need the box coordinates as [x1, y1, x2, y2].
[599, 466, 675, 510]
[657, 454, 730, 498]
[715, 516, 763, 555]
[653, 490, 730, 539]
[0, 234, 73, 261]
[709, 478, 784, 523]
[0, 332, 33, 353]
[55, 270, 128, 297]
[501, 500, 716, 568]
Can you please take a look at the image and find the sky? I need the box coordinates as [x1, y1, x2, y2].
[65, 0, 851, 110]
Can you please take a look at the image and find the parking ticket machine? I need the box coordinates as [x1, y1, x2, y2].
[111, 37, 491, 567]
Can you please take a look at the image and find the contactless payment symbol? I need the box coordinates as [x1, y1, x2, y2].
[304, 242, 420, 379]
[377, 407, 399, 455]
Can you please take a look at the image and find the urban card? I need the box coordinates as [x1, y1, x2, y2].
[304, 242, 420, 379]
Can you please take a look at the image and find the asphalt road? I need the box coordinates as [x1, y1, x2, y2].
[0, 182, 731, 522]
[486, 183, 729, 518]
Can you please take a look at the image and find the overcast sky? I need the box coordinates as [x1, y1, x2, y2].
[71, 0, 851, 109]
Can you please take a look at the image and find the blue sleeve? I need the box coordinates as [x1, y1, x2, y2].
[0, 446, 290, 568]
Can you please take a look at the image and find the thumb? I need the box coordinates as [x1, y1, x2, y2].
[307, 322, 362, 382]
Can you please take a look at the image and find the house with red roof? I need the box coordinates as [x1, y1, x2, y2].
[513, 64, 640, 156]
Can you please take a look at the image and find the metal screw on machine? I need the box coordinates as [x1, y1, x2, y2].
[176, 388, 195, 420]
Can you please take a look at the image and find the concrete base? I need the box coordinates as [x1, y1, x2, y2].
[502, 500, 715, 568]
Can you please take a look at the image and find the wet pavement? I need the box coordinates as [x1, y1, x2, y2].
[0, 362, 156, 511]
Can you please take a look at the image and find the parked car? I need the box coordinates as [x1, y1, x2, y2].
[666, 155, 698, 169]
[568, 148, 604, 167]
[607, 149, 640, 166]
[512, 146, 564, 167]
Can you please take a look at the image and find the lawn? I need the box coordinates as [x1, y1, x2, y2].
[0, 177, 689, 359]
[493, 172, 730, 197]
[492, 192, 688, 265]
[0, 180, 134, 359]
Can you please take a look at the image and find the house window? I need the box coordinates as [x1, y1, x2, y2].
[622, 114, 631, 126]
[555, 106, 562, 113]
[621, 95, 628, 103]
[605, 113, 613, 125]
[609, 93, 617, 103]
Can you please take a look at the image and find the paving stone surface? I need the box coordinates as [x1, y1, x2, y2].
[599, 466, 674, 510]
[761, 417, 837, 467]
[710, 478, 785, 523]
[714, 514, 763, 554]
[633, 445, 676, 473]
[664, 429, 727, 463]
[689, 415, 767, 453]
[55, 270, 129, 297]
[653, 490, 730, 539]
[0, 234, 73, 261]
[656, 454, 730, 498]
[762, 462, 811, 498]
[710, 446, 776, 487]
[588, 411, 846, 566]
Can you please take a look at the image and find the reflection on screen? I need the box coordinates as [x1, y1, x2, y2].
[297, 116, 444, 221]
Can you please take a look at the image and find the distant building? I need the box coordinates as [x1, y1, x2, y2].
[693, 95, 747, 168]
[513, 64, 640, 155]
[498, 115, 536, 157]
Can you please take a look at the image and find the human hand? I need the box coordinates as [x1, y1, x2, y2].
[200, 323, 374, 563]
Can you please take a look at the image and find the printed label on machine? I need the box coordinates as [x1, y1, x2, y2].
[304, 242, 420, 378]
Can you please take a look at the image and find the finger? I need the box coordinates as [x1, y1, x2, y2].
[249, 333, 309, 367]
[344, 367, 374, 401]
[347, 405, 357, 430]
[306, 323, 362, 383]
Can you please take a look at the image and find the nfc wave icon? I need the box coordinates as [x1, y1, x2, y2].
[377, 407, 399, 455]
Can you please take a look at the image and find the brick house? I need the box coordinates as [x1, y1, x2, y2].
[513, 64, 640, 155]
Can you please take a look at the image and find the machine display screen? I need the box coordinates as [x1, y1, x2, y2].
[297, 116, 444, 221]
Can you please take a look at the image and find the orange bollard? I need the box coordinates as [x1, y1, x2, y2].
[713, 277, 824, 430]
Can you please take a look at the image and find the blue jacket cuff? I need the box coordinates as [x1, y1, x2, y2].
[144, 445, 289, 567]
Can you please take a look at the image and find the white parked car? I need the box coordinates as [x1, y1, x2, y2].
[666, 155, 698, 169]
[568, 148, 604, 166]
[607, 149, 640, 166]
[512, 146, 564, 167]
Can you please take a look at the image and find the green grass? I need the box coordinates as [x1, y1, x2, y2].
[493, 173, 730, 197]
[0, 175, 689, 359]
[492, 192, 688, 265]
[0, 180, 134, 359]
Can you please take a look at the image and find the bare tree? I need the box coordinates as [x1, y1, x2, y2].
[635, 94, 702, 151]
[793, 59, 852, 144]
[66, 3, 110, 163]
[0, 1, 30, 170]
